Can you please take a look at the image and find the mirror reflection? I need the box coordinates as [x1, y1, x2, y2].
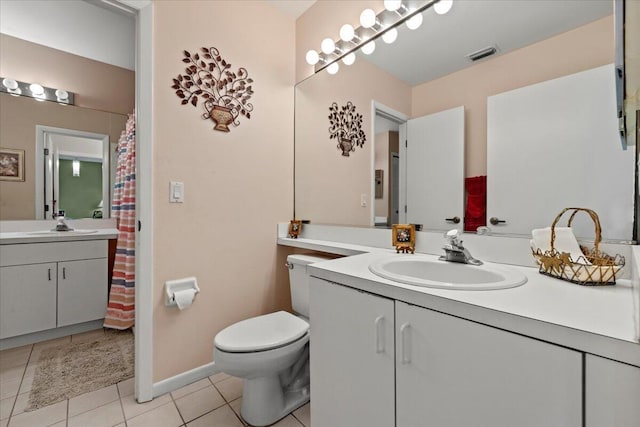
[295, 0, 634, 239]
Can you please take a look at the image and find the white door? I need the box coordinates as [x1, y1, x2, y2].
[396, 301, 582, 427]
[405, 106, 465, 230]
[309, 277, 395, 427]
[586, 354, 640, 426]
[391, 153, 399, 224]
[57, 258, 108, 327]
[0, 263, 57, 338]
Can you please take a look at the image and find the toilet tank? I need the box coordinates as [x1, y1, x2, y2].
[287, 254, 334, 318]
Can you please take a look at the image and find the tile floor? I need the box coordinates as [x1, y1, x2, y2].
[0, 330, 310, 427]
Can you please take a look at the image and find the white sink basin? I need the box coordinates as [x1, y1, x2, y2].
[25, 229, 99, 236]
[368, 256, 527, 290]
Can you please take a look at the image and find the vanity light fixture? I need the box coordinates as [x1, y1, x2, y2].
[306, 0, 447, 74]
[72, 159, 80, 177]
[0, 77, 74, 105]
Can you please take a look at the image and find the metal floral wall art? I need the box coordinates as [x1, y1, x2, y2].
[328, 101, 366, 156]
[172, 47, 254, 133]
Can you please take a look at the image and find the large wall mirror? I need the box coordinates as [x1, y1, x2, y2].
[295, 0, 637, 241]
[0, 1, 135, 221]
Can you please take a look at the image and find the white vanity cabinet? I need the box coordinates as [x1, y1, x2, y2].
[310, 277, 583, 427]
[310, 277, 395, 427]
[585, 354, 640, 426]
[0, 240, 108, 339]
[396, 301, 581, 427]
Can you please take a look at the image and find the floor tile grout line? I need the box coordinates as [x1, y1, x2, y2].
[168, 389, 187, 426]
[115, 378, 128, 427]
[6, 343, 33, 421]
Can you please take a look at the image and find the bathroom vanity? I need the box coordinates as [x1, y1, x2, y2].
[277, 225, 640, 427]
[0, 225, 118, 349]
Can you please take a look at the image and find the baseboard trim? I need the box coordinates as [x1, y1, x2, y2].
[152, 362, 219, 398]
[0, 320, 104, 351]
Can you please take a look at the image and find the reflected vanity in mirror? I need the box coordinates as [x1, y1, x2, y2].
[0, 26, 134, 221]
[294, 0, 636, 241]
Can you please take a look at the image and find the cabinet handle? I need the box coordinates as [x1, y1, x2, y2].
[445, 216, 461, 224]
[62, 267, 66, 280]
[374, 316, 385, 353]
[48, 268, 52, 281]
[400, 323, 411, 365]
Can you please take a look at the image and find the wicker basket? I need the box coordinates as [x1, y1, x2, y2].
[531, 207, 625, 286]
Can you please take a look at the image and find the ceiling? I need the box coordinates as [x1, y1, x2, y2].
[361, 0, 613, 85]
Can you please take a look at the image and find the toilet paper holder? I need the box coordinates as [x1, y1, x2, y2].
[165, 277, 200, 307]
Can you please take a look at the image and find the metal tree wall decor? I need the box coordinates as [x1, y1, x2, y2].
[172, 47, 254, 133]
[328, 101, 366, 156]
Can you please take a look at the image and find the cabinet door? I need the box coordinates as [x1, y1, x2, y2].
[586, 354, 640, 426]
[0, 263, 57, 338]
[396, 302, 582, 427]
[57, 258, 108, 327]
[309, 278, 395, 427]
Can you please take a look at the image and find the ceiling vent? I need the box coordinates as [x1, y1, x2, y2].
[467, 46, 498, 62]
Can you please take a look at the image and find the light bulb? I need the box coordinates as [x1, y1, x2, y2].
[361, 40, 376, 55]
[406, 13, 423, 30]
[340, 24, 355, 42]
[434, 0, 453, 15]
[306, 50, 320, 65]
[382, 28, 398, 44]
[2, 78, 18, 90]
[321, 38, 335, 54]
[384, 0, 402, 11]
[29, 83, 44, 96]
[327, 62, 339, 75]
[55, 89, 69, 102]
[360, 9, 377, 28]
[342, 52, 356, 66]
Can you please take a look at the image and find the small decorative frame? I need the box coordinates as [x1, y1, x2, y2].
[392, 224, 416, 254]
[0, 148, 25, 182]
[288, 220, 303, 238]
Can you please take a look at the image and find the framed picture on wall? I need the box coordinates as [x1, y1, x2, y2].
[0, 148, 25, 182]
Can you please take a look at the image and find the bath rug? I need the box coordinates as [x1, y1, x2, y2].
[26, 329, 134, 411]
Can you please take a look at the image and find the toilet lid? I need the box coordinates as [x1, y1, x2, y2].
[215, 311, 309, 352]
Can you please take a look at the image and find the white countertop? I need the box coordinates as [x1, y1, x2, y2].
[0, 219, 118, 244]
[278, 235, 640, 367]
[0, 229, 118, 244]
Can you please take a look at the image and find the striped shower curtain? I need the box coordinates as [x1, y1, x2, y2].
[104, 114, 136, 330]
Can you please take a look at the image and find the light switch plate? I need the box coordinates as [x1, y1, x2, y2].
[169, 181, 184, 203]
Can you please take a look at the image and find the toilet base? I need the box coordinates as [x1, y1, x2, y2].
[240, 376, 309, 427]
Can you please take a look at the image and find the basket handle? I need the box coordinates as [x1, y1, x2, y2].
[549, 207, 602, 253]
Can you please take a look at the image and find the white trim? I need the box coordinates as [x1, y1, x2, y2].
[371, 101, 409, 226]
[35, 126, 110, 219]
[153, 362, 219, 398]
[134, 1, 154, 403]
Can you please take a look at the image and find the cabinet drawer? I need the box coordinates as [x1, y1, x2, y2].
[0, 240, 107, 267]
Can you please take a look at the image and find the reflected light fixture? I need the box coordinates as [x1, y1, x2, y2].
[0, 77, 74, 104]
[72, 159, 80, 177]
[406, 12, 423, 30]
[434, 0, 453, 15]
[306, 0, 448, 75]
[382, 28, 398, 44]
[361, 40, 376, 55]
[342, 52, 356, 65]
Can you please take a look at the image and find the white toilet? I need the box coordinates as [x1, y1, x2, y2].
[213, 254, 331, 427]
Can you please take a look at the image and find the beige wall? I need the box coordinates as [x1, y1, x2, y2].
[152, 1, 295, 381]
[0, 94, 126, 220]
[295, 59, 411, 226]
[411, 16, 614, 177]
[0, 34, 135, 114]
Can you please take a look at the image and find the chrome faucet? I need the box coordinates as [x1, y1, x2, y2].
[52, 214, 73, 232]
[439, 229, 483, 265]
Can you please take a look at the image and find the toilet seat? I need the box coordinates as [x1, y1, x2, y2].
[215, 311, 309, 353]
